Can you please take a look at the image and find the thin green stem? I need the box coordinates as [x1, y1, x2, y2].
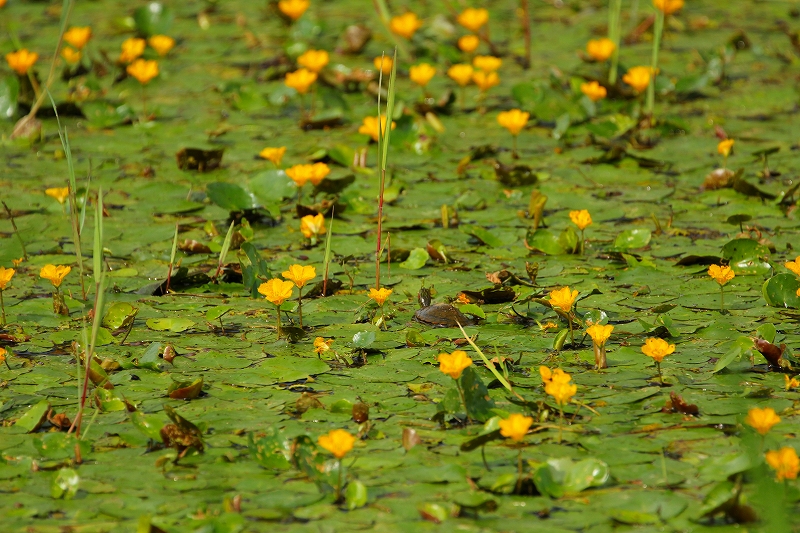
[336, 459, 343, 502]
[720, 286, 725, 313]
[455, 378, 471, 424]
[297, 287, 303, 328]
[276, 307, 282, 338]
[567, 313, 574, 347]
[0, 289, 5, 326]
[515, 449, 523, 493]
[646, 10, 664, 116]
[558, 405, 564, 444]
[656, 361, 663, 384]
[608, 0, 623, 84]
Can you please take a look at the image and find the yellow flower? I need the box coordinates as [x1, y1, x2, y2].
[5, 49, 39, 75]
[540, 366, 572, 385]
[409, 63, 436, 87]
[653, 0, 684, 15]
[64, 26, 92, 50]
[586, 324, 613, 347]
[61, 47, 82, 65]
[373, 56, 393, 74]
[318, 429, 356, 459]
[437, 350, 472, 380]
[148, 35, 175, 56]
[259, 146, 286, 166]
[623, 66, 652, 94]
[297, 49, 329, 73]
[45, 187, 70, 205]
[766, 447, 799, 482]
[545, 379, 577, 406]
[258, 278, 294, 306]
[569, 209, 592, 230]
[785, 375, 800, 391]
[717, 139, 734, 158]
[390, 12, 423, 39]
[497, 109, 530, 136]
[581, 81, 607, 102]
[278, 0, 310, 20]
[300, 213, 326, 239]
[126, 59, 159, 85]
[708, 264, 735, 286]
[472, 70, 499, 91]
[472, 55, 502, 72]
[586, 38, 615, 62]
[0, 347, 5, 365]
[119, 37, 146, 64]
[458, 35, 480, 53]
[745, 407, 780, 436]
[284, 68, 317, 94]
[308, 163, 330, 185]
[40, 264, 71, 288]
[368, 287, 392, 306]
[641, 337, 675, 363]
[499, 413, 534, 442]
[314, 337, 333, 355]
[0, 267, 15, 290]
[783, 256, 800, 276]
[282, 264, 316, 288]
[447, 64, 474, 87]
[286, 163, 330, 187]
[457, 8, 489, 32]
[549, 286, 578, 313]
[358, 115, 396, 142]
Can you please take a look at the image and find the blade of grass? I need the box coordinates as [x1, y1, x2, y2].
[75, 190, 106, 439]
[646, 8, 664, 116]
[456, 321, 524, 401]
[48, 90, 86, 300]
[215, 221, 235, 281]
[375, 48, 397, 290]
[166, 223, 179, 293]
[608, 0, 622, 85]
[322, 206, 335, 296]
[12, 0, 74, 138]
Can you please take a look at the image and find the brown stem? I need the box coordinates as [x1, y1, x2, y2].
[520, 0, 532, 69]
[14, 0, 75, 133]
[74, 286, 101, 438]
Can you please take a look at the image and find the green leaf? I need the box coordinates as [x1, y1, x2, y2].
[345, 480, 368, 510]
[146, 317, 194, 332]
[533, 457, 609, 498]
[614, 229, 652, 250]
[129, 411, 163, 441]
[248, 429, 292, 470]
[762, 273, 800, 309]
[399, 248, 430, 269]
[51, 467, 80, 499]
[526, 229, 566, 255]
[102, 302, 138, 330]
[206, 182, 259, 212]
[460, 366, 495, 422]
[722, 238, 772, 276]
[15, 400, 50, 433]
[352, 330, 376, 349]
[133, 2, 174, 36]
[0, 75, 19, 119]
[460, 225, 505, 248]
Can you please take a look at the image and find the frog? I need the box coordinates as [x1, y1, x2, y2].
[414, 286, 477, 327]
